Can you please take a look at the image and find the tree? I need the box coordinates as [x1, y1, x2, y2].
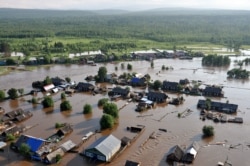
[83, 104, 92, 114]
[121, 63, 125, 69]
[65, 77, 71, 83]
[202, 125, 214, 137]
[100, 114, 114, 130]
[7, 88, 18, 99]
[161, 65, 165, 70]
[19, 143, 31, 157]
[61, 92, 66, 99]
[97, 66, 107, 82]
[127, 63, 132, 70]
[0, 90, 5, 101]
[55, 122, 64, 129]
[151, 61, 154, 68]
[42, 96, 54, 108]
[115, 66, 118, 71]
[153, 80, 162, 90]
[56, 154, 62, 163]
[60, 100, 72, 111]
[103, 102, 119, 118]
[6, 58, 16, 65]
[43, 76, 52, 85]
[6, 134, 15, 141]
[98, 98, 109, 107]
[31, 97, 38, 104]
[18, 88, 24, 96]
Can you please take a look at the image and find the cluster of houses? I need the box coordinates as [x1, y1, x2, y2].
[166, 142, 200, 164]
[0, 108, 33, 141]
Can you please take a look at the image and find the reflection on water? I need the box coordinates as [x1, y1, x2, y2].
[1, 57, 250, 166]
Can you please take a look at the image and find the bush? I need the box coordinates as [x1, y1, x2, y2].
[100, 114, 114, 130]
[83, 104, 92, 114]
[19, 143, 31, 157]
[7, 88, 18, 99]
[31, 97, 38, 104]
[56, 154, 62, 163]
[98, 98, 109, 107]
[60, 100, 72, 111]
[202, 125, 214, 137]
[42, 96, 54, 108]
[103, 102, 119, 119]
[61, 92, 66, 99]
[55, 122, 64, 129]
[6, 134, 15, 141]
[0, 90, 5, 101]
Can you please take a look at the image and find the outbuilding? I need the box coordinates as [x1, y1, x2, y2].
[84, 134, 121, 162]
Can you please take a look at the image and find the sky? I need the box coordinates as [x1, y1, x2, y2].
[1, 0, 250, 11]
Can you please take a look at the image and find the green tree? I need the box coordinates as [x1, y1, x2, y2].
[6, 134, 15, 141]
[83, 104, 92, 114]
[61, 92, 66, 100]
[55, 122, 64, 129]
[205, 98, 211, 110]
[100, 114, 114, 130]
[127, 63, 132, 70]
[97, 66, 107, 82]
[65, 77, 71, 83]
[153, 80, 162, 90]
[42, 96, 54, 108]
[18, 88, 24, 96]
[43, 76, 52, 85]
[31, 97, 38, 104]
[202, 125, 214, 137]
[19, 143, 31, 157]
[6, 58, 16, 65]
[56, 154, 62, 163]
[121, 63, 125, 69]
[161, 65, 165, 70]
[60, 100, 72, 111]
[103, 102, 119, 119]
[98, 98, 109, 107]
[115, 66, 118, 71]
[7, 88, 18, 99]
[0, 90, 5, 101]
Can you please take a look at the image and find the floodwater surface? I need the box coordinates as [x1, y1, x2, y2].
[0, 57, 250, 166]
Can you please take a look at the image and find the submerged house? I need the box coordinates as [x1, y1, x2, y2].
[108, 87, 130, 98]
[197, 100, 238, 114]
[147, 91, 168, 103]
[44, 148, 65, 164]
[1, 108, 32, 123]
[162, 81, 181, 92]
[125, 160, 141, 166]
[166, 145, 184, 162]
[130, 77, 146, 87]
[51, 77, 66, 86]
[56, 124, 73, 138]
[75, 82, 95, 92]
[84, 134, 121, 162]
[202, 86, 224, 97]
[182, 142, 200, 163]
[13, 134, 51, 161]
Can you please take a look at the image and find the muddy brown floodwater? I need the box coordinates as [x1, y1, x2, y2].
[1, 57, 250, 166]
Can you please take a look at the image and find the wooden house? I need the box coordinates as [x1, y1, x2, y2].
[166, 145, 184, 162]
[147, 91, 168, 103]
[108, 87, 130, 98]
[162, 81, 181, 92]
[75, 82, 95, 92]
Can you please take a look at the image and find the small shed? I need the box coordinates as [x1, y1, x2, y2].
[183, 141, 200, 163]
[125, 160, 141, 166]
[44, 148, 65, 164]
[56, 124, 73, 138]
[60, 140, 76, 152]
[166, 145, 184, 162]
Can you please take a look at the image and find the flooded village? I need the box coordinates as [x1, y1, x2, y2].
[1, 51, 250, 166]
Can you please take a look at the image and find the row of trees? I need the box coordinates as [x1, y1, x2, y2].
[202, 54, 231, 67]
[0, 88, 24, 100]
[227, 68, 250, 79]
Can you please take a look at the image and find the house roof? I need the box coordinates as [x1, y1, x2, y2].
[147, 91, 168, 99]
[86, 134, 121, 158]
[0, 141, 7, 149]
[15, 135, 47, 152]
[163, 81, 179, 87]
[57, 124, 73, 135]
[43, 84, 55, 91]
[76, 82, 94, 89]
[203, 86, 222, 93]
[125, 160, 141, 166]
[111, 87, 129, 95]
[167, 145, 184, 161]
[60, 140, 76, 152]
[45, 147, 65, 163]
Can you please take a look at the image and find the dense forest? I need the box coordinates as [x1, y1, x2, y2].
[1, 8, 250, 55]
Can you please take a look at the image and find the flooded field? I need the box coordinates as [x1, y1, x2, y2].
[1, 57, 250, 166]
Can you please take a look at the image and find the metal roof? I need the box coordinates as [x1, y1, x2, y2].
[60, 140, 76, 152]
[86, 134, 121, 158]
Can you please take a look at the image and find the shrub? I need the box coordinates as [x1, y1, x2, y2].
[98, 98, 109, 107]
[61, 92, 66, 99]
[42, 96, 54, 108]
[103, 102, 119, 119]
[0, 90, 5, 101]
[100, 114, 114, 130]
[83, 104, 92, 114]
[202, 125, 214, 137]
[7, 88, 18, 99]
[60, 100, 72, 111]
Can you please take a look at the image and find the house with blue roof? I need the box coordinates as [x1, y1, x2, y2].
[130, 77, 146, 87]
[13, 134, 52, 161]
